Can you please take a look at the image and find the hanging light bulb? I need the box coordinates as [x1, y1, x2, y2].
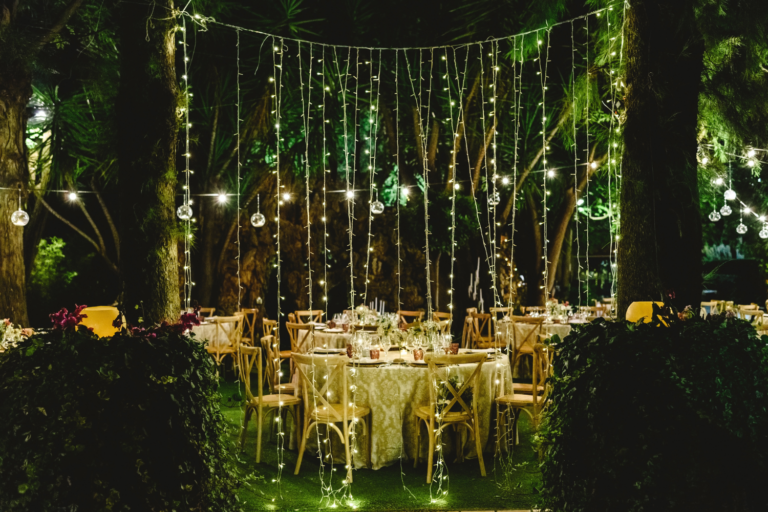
[251, 194, 266, 227]
[708, 209, 721, 222]
[217, 193, 228, 204]
[720, 204, 732, 216]
[724, 189, 736, 201]
[177, 204, 193, 220]
[760, 224, 768, 239]
[10, 186, 28, 226]
[67, 191, 78, 202]
[736, 222, 748, 234]
[369, 190, 384, 214]
[748, 149, 756, 158]
[490, 191, 501, 206]
[345, 190, 355, 199]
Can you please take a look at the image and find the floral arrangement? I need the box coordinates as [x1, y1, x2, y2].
[546, 301, 571, 320]
[0, 319, 25, 351]
[50, 304, 88, 330]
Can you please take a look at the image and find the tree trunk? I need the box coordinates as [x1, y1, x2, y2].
[527, 193, 545, 306]
[617, 0, 703, 318]
[0, 86, 31, 326]
[117, 0, 180, 325]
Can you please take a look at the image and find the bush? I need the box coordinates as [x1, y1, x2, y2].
[0, 318, 240, 511]
[539, 309, 768, 512]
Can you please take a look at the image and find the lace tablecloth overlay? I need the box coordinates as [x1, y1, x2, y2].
[296, 329, 353, 350]
[298, 350, 511, 470]
[191, 320, 235, 348]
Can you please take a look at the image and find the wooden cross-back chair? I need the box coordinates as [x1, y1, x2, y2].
[495, 342, 553, 453]
[739, 307, 764, 325]
[292, 353, 371, 481]
[398, 310, 424, 325]
[510, 316, 545, 368]
[260, 334, 296, 396]
[461, 308, 478, 348]
[286, 322, 316, 377]
[198, 307, 216, 318]
[432, 312, 452, 334]
[470, 312, 497, 349]
[239, 308, 258, 346]
[295, 310, 324, 323]
[238, 345, 302, 463]
[205, 315, 244, 366]
[700, 301, 719, 316]
[414, 353, 487, 483]
[262, 318, 291, 362]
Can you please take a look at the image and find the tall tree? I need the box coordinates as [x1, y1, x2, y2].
[617, 0, 703, 316]
[117, 0, 180, 324]
[0, 0, 84, 326]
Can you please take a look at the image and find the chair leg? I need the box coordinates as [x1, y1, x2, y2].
[426, 420, 435, 484]
[413, 418, 421, 469]
[294, 417, 312, 475]
[473, 409, 486, 477]
[256, 405, 264, 463]
[343, 420, 353, 483]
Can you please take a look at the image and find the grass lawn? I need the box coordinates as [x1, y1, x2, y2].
[217, 379, 542, 512]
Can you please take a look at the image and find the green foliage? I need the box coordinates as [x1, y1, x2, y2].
[29, 237, 77, 300]
[0, 327, 240, 511]
[401, 191, 480, 255]
[539, 312, 768, 511]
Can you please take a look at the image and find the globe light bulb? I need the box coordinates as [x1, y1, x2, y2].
[453, 183, 460, 190]
[590, 162, 598, 169]
[501, 176, 510, 185]
[736, 222, 748, 235]
[748, 159, 756, 167]
[547, 170, 556, 178]
[714, 178, 723, 185]
[68, 192, 78, 201]
[760, 225, 768, 239]
[401, 187, 410, 196]
[708, 210, 721, 222]
[490, 191, 501, 206]
[282, 192, 291, 202]
[217, 193, 228, 204]
[250, 212, 266, 227]
[748, 149, 756, 158]
[724, 189, 736, 201]
[11, 209, 29, 226]
[720, 204, 732, 216]
[177, 204, 193, 220]
[346, 190, 355, 199]
[370, 200, 385, 215]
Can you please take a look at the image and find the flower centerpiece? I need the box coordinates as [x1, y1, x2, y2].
[546, 300, 571, 323]
[377, 313, 397, 338]
[0, 319, 25, 351]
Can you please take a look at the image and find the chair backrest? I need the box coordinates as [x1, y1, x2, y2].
[437, 319, 452, 334]
[433, 311, 452, 322]
[238, 345, 263, 405]
[424, 353, 486, 422]
[286, 322, 316, 354]
[739, 307, 763, 323]
[510, 315, 544, 355]
[739, 304, 759, 310]
[398, 310, 424, 325]
[262, 319, 277, 337]
[291, 353, 349, 422]
[239, 308, 258, 344]
[470, 312, 493, 347]
[489, 307, 511, 320]
[259, 334, 282, 393]
[199, 307, 216, 318]
[213, 315, 243, 350]
[295, 310, 324, 323]
[288, 313, 297, 323]
[532, 343, 555, 414]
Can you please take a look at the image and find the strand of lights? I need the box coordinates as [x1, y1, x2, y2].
[271, 36, 287, 493]
[538, 29, 552, 302]
[350, 49, 360, 309]
[606, 3, 624, 298]
[584, 15, 591, 304]
[445, 46, 462, 316]
[395, 50, 402, 314]
[570, 22, 582, 306]
[460, 45, 494, 313]
[299, 41, 314, 320]
[363, 50, 383, 300]
[710, 168, 768, 238]
[181, 17, 193, 310]
[511, 34, 524, 306]
[490, 40, 500, 307]
[321, 47, 329, 314]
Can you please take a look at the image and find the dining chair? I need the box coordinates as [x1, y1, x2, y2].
[260, 334, 296, 396]
[239, 308, 259, 346]
[292, 353, 372, 481]
[470, 312, 497, 349]
[414, 352, 487, 483]
[495, 342, 552, 453]
[700, 301, 718, 316]
[510, 316, 545, 369]
[437, 319, 452, 334]
[433, 312, 453, 334]
[198, 307, 216, 318]
[286, 322, 316, 378]
[738, 307, 764, 325]
[295, 310, 324, 323]
[238, 345, 302, 463]
[461, 308, 477, 348]
[205, 315, 244, 367]
[397, 310, 424, 326]
[288, 313, 297, 323]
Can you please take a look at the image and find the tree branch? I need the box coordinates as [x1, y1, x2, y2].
[36, 0, 85, 51]
[92, 177, 120, 264]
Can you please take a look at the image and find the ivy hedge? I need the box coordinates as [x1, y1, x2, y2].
[539, 309, 768, 511]
[0, 318, 240, 511]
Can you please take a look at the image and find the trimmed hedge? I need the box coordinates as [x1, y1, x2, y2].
[0, 325, 239, 511]
[539, 310, 768, 512]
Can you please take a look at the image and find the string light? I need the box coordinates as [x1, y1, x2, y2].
[180, 16, 193, 310]
[67, 192, 78, 202]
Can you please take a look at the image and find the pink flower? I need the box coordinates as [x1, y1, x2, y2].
[50, 304, 88, 331]
[3, 318, 11, 326]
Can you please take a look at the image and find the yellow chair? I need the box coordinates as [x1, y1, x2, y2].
[80, 306, 122, 337]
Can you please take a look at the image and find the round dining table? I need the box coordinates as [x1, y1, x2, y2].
[190, 319, 235, 348]
[296, 348, 511, 470]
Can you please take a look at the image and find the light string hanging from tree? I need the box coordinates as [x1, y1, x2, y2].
[321, 46, 330, 315]
[538, 29, 552, 303]
[571, 22, 582, 306]
[584, 14, 591, 305]
[179, 16, 193, 310]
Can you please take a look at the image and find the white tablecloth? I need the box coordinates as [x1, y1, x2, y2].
[296, 329, 353, 350]
[191, 320, 235, 348]
[299, 349, 511, 470]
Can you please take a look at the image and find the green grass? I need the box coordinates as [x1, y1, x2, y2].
[217, 380, 542, 512]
